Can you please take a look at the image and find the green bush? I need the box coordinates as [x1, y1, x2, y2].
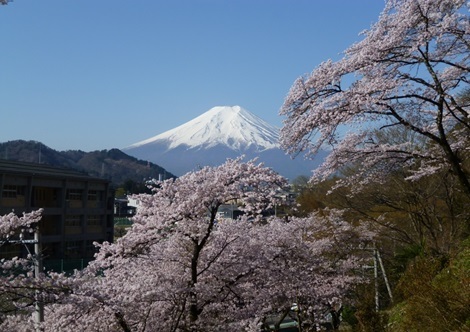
[387, 238, 470, 331]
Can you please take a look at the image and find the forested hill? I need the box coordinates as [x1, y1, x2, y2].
[0, 140, 175, 187]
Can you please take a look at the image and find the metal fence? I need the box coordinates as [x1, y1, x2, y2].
[114, 217, 133, 226]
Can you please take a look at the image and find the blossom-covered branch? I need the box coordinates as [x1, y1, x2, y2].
[280, 0, 470, 195]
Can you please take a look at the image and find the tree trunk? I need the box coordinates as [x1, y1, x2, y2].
[189, 240, 200, 331]
[115, 311, 131, 332]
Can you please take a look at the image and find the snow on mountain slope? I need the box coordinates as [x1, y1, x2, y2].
[127, 106, 279, 151]
[123, 106, 326, 179]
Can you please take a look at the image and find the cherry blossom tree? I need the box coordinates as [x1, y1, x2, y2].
[40, 213, 372, 332]
[0, 209, 77, 331]
[249, 211, 375, 332]
[38, 158, 289, 332]
[0, 159, 374, 331]
[0, 210, 42, 236]
[280, 0, 470, 195]
[0, 210, 44, 318]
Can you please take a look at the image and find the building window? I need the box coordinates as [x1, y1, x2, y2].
[65, 215, 82, 235]
[65, 215, 81, 227]
[2, 185, 25, 198]
[87, 215, 102, 226]
[64, 240, 82, 258]
[66, 189, 83, 208]
[87, 190, 104, 208]
[67, 189, 83, 201]
[87, 215, 104, 234]
[32, 187, 60, 208]
[1, 185, 26, 207]
[0, 244, 22, 259]
[88, 190, 97, 201]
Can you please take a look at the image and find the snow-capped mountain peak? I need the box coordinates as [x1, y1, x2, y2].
[127, 106, 279, 152]
[123, 105, 326, 179]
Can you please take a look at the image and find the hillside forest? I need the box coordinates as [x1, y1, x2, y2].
[0, 140, 175, 188]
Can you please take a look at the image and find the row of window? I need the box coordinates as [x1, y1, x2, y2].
[65, 215, 104, 226]
[0, 239, 104, 260]
[67, 189, 103, 201]
[37, 214, 112, 236]
[64, 239, 104, 258]
[1, 185, 26, 198]
[1, 186, 106, 208]
[1, 185, 104, 200]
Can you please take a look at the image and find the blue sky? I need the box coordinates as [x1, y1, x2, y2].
[0, 0, 385, 152]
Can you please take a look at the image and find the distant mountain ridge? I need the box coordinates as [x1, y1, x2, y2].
[124, 106, 326, 179]
[0, 140, 175, 186]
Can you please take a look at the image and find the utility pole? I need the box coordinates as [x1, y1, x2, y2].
[1, 228, 44, 331]
[376, 248, 393, 304]
[365, 246, 393, 312]
[373, 248, 379, 312]
[34, 228, 44, 331]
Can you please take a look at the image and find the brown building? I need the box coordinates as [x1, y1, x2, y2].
[0, 160, 114, 270]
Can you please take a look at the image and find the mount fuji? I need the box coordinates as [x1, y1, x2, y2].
[123, 106, 326, 180]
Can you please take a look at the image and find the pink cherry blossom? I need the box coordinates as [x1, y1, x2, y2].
[280, 0, 470, 195]
[0, 159, 374, 331]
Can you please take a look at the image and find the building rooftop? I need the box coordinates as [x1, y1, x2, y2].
[0, 159, 107, 182]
